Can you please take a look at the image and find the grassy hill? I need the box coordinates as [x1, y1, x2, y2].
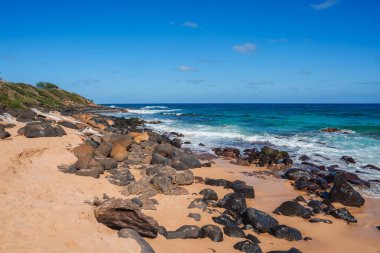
[0, 81, 95, 109]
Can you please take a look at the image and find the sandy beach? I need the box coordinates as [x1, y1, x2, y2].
[1, 117, 379, 253]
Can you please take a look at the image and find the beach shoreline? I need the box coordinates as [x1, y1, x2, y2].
[0, 108, 379, 253]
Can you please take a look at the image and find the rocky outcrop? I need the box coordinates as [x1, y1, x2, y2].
[151, 144, 201, 170]
[123, 165, 191, 197]
[94, 198, 160, 238]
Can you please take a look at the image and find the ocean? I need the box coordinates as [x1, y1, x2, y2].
[103, 103, 380, 197]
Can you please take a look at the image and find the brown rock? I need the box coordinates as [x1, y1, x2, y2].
[110, 144, 128, 162]
[94, 198, 160, 238]
[96, 142, 113, 157]
[129, 132, 149, 144]
[73, 144, 95, 158]
[103, 134, 133, 148]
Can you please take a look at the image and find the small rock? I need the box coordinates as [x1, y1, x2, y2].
[340, 156, 356, 164]
[273, 201, 312, 219]
[309, 218, 332, 224]
[270, 225, 303, 241]
[201, 225, 224, 242]
[165, 225, 203, 239]
[233, 240, 263, 253]
[199, 188, 218, 201]
[246, 234, 261, 244]
[188, 213, 201, 221]
[118, 228, 155, 253]
[330, 208, 357, 223]
[223, 226, 246, 238]
[218, 192, 247, 215]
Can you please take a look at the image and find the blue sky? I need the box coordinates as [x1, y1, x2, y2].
[0, 0, 379, 103]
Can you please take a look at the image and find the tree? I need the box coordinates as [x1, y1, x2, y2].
[36, 82, 59, 89]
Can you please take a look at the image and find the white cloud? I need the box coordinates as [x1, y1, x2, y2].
[310, 0, 337, 10]
[178, 65, 196, 72]
[232, 43, 257, 54]
[182, 21, 199, 29]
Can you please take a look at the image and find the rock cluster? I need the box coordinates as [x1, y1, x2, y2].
[213, 146, 292, 168]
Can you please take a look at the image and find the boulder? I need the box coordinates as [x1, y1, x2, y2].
[128, 132, 149, 144]
[16, 109, 36, 122]
[188, 198, 208, 211]
[118, 228, 155, 253]
[229, 180, 255, 199]
[199, 188, 218, 201]
[173, 170, 194, 185]
[284, 169, 312, 181]
[218, 193, 247, 215]
[329, 175, 365, 207]
[213, 147, 241, 158]
[294, 181, 320, 193]
[299, 155, 311, 161]
[242, 208, 279, 233]
[0, 129, 10, 139]
[246, 234, 261, 244]
[151, 144, 201, 170]
[110, 144, 128, 162]
[102, 134, 133, 148]
[330, 208, 357, 223]
[205, 178, 232, 188]
[270, 225, 302, 241]
[201, 225, 223, 242]
[339, 172, 370, 187]
[96, 157, 118, 170]
[18, 122, 66, 138]
[212, 213, 238, 227]
[223, 226, 246, 238]
[273, 201, 312, 219]
[73, 144, 95, 158]
[341, 156, 355, 164]
[96, 142, 113, 157]
[233, 240, 263, 253]
[260, 146, 289, 160]
[165, 225, 203, 239]
[94, 198, 160, 238]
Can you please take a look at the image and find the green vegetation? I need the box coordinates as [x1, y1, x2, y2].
[36, 81, 59, 89]
[0, 81, 94, 109]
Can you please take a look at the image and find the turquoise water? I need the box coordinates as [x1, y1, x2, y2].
[105, 104, 380, 197]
